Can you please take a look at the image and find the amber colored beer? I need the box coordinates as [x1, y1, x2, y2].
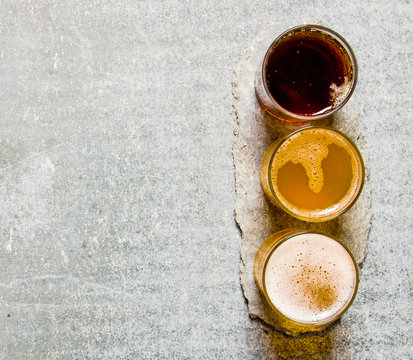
[260, 127, 364, 222]
[254, 230, 359, 335]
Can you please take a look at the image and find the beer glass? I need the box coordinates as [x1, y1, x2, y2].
[254, 229, 359, 335]
[260, 126, 364, 222]
[255, 24, 358, 123]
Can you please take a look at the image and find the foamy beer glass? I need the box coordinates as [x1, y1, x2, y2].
[254, 230, 359, 335]
[260, 126, 364, 222]
[255, 24, 357, 123]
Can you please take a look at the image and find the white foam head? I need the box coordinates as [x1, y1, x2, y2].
[264, 233, 358, 324]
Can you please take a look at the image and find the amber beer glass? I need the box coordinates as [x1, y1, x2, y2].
[260, 126, 364, 222]
[255, 24, 357, 123]
[254, 230, 359, 335]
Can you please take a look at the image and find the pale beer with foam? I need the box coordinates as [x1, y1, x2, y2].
[254, 230, 359, 335]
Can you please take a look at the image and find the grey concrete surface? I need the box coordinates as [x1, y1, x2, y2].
[0, 1, 412, 359]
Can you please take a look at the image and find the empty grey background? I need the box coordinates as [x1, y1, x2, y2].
[1, 1, 412, 359]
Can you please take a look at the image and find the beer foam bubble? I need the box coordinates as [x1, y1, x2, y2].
[329, 76, 352, 108]
[264, 233, 357, 323]
[270, 128, 360, 218]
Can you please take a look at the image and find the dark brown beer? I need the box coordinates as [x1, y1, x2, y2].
[264, 29, 353, 116]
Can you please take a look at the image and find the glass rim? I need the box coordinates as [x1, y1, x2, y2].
[261, 24, 358, 122]
[262, 230, 360, 326]
[267, 126, 365, 222]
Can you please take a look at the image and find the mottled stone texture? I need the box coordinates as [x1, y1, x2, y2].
[0, 1, 412, 359]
